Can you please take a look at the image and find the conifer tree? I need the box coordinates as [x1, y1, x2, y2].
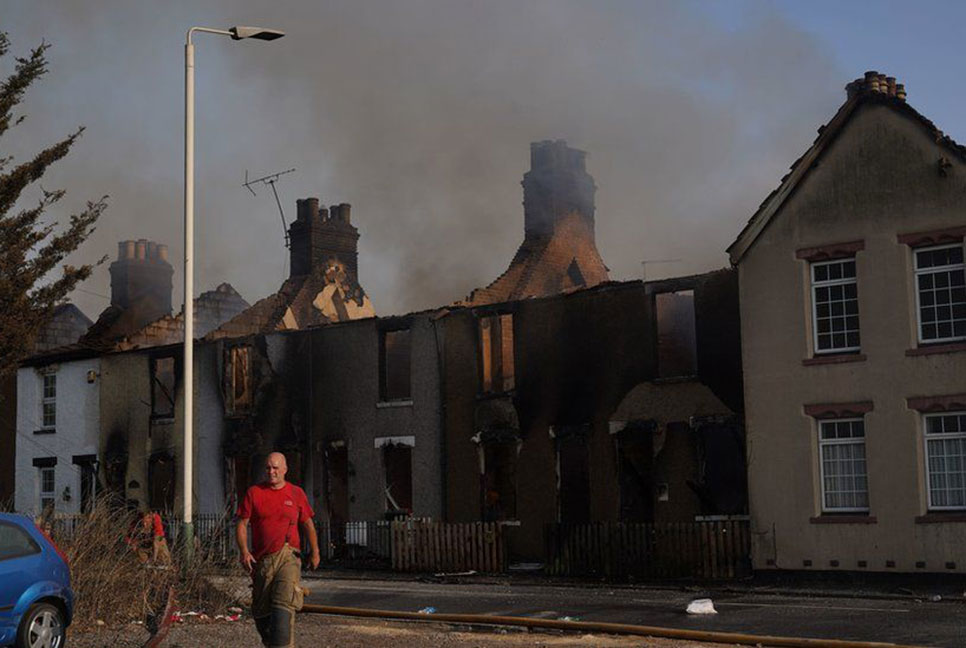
[0, 32, 107, 376]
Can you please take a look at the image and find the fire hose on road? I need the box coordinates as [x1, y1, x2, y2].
[299, 602, 926, 648]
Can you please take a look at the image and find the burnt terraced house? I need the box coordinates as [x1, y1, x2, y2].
[11, 140, 745, 570]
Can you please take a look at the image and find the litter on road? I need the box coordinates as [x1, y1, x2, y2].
[685, 598, 717, 615]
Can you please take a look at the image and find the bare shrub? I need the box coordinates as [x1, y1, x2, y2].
[56, 498, 242, 628]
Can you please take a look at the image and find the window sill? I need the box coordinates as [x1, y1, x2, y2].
[906, 342, 966, 357]
[33, 428, 55, 435]
[810, 515, 876, 524]
[915, 513, 966, 524]
[802, 353, 866, 366]
[376, 399, 414, 409]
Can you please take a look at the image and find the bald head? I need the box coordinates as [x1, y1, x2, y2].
[265, 452, 288, 489]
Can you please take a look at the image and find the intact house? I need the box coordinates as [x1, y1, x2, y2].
[729, 72, 966, 573]
[1, 304, 93, 506]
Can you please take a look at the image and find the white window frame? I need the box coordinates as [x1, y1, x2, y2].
[810, 258, 860, 355]
[914, 243, 966, 345]
[923, 411, 966, 511]
[39, 466, 55, 511]
[818, 417, 869, 513]
[40, 371, 56, 430]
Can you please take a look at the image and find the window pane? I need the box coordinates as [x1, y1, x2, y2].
[926, 425, 966, 509]
[0, 523, 41, 561]
[812, 264, 860, 353]
[820, 424, 868, 511]
[43, 374, 56, 399]
[42, 401, 56, 428]
[916, 247, 966, 343]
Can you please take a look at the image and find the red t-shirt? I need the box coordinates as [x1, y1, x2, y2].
[151, 513, 165, 539]
[237, 482, 314, 560]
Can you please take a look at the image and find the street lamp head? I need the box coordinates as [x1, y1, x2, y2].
[229, 26, 285, 41]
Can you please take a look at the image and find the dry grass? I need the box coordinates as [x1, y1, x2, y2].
[53, 500, 243, 628]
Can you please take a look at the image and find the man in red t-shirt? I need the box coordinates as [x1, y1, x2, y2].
[236, 452, 319, 648]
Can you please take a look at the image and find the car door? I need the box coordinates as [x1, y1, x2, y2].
[0, 520, 44, 638]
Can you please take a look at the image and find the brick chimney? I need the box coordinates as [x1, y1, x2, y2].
[289, 198, 360, 278]
[522, 140, 597, 242]
[109, 239, 173, 321]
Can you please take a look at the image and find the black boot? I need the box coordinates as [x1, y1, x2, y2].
[254, 614, 272, 646]
[268, 606, 295, 648]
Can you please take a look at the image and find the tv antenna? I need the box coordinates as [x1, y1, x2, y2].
[243, 167, 297, 248]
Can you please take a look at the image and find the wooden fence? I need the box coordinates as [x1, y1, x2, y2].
[391, 520, 505, 573]
[545, 520, 750, 579]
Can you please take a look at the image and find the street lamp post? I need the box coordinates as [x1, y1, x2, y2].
[183, 25, 284, 555]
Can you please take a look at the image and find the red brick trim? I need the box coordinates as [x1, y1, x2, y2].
[906, 342, 966, 357]
[796, 240, 865, 261]
[915, 514, 966, 524]
[897, 226, 966, 247]
[804, 401, 874, 419]
[810, 515, 877, 524]
[906, 394, 966, 413]
[802, 354, 867, 366]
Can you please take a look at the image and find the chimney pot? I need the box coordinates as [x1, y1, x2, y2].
[147, 242, 157, 259]
[124, 240, 135, 260]
[135, 240, 147, 260]
[158, 244, 168, 262]
[896, 83, 906, 101]
[307, 197, 320, 220]
[339, 203, 351, 224]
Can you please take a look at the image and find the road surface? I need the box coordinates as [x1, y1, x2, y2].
[305, 576, 964, 647]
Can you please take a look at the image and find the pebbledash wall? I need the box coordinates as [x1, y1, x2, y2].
[735, 94, 966, 573]
[15, 357, 100, 515]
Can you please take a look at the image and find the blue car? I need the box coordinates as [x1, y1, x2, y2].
[0, 513, 73, 648]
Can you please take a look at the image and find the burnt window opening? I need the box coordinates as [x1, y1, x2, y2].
[555, 427, 590, 524]
[479, 313, 515, 393]
[148, 452, 176, 513]
[324, 443, 349, 527]
[616, 422, 655, 523]
[655, 290, 697, 378]
[151, 355, 177, 419]
[382, 442, 413, 514]
[379, 328, 412, 402]
[72, 455, 98, 514]
[224, 345, 253, 417]
[80, 464, 96, 514]
[482, 440, 518, 521]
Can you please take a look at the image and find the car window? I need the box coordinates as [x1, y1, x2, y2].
[0, 521, 41, 561]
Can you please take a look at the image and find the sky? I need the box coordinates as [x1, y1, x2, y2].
[6, 0, 966, 320]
